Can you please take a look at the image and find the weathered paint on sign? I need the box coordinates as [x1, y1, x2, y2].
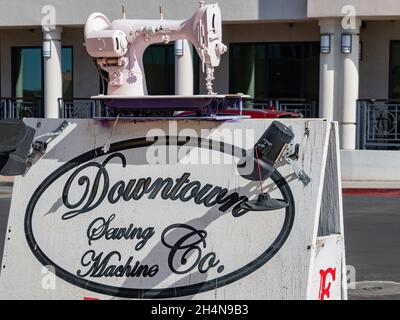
[310, 235, 344, 300]
[0, 118, 345, 299]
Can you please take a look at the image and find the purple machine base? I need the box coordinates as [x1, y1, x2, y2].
[100, 96, 245, 116]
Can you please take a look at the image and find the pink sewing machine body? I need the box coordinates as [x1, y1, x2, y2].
[84, 2, 227, 98]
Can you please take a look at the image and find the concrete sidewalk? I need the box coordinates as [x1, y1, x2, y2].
[341, 150, 400, 189]
[342, 181, 400, 189]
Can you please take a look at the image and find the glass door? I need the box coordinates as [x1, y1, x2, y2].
[11, 47, 73, 118]
[12, 47, 43, 99]
[390, 41, 400, 99]
[12, 47, 73, 98]
[229, 42, 319, 100]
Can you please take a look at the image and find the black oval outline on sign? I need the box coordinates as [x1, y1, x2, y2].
[25, 136, 295, 299]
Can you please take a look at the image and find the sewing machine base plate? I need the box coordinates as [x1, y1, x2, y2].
[93, 115, 250, 121]
[93, 94, 249, 116]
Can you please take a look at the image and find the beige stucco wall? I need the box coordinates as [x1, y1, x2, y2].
[308, 0, 400, 18]
[209, 21, 320, 94]
[1, 20, 399, 100]
[62, 28, 99, 97]
[0, 27, 99, 98]
[210, 20, 400, 99]
[0, 29, 42, 97]
[0, 0, 309, 27]
[0, 22, 320, 97]
[5, 0, 400, 28]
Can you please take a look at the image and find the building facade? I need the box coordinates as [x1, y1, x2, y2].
[1, 0, 400, 149]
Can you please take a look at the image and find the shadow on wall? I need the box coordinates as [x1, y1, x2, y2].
[258, 0, 308, 20]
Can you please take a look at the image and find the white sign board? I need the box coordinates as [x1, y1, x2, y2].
[0, 118, 346, 299]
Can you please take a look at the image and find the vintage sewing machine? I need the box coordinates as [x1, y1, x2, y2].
[84, 2, 245, 115]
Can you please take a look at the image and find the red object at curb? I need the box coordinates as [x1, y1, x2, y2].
[342, 188, 400, 196]
[83, 297, 100, 300]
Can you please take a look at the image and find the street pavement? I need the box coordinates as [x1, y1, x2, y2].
[344, 196, 400, 282]
[344, 195, 400, 299]
[0, 185, 399, 299]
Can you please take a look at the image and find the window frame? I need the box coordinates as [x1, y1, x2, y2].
[229, 41, 320, 100]
[11, 46, 44, 99]
[143, 43, 200, 95]
[389, 40, 400, 99]
[11, 45, 73, 98]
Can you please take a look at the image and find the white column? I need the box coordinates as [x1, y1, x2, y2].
[43, 26, 62, 118]
[340, 21, 361, 150]
[319, 19, 341, 122]
[174, 40, 194, 95]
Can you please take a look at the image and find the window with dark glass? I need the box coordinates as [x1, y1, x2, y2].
[143, 43, 199, 95]
[229, 42, 319, 99]
[144, 44, 175, 95]
[390, 41, 400, 99]
[62, 47, 73, 97]
[11, 48, 42, 99]
[11, 46, 73, 98]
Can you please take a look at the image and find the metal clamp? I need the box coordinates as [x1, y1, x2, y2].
[283, 143, 311, 186]
[27, 120, 70, 168]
